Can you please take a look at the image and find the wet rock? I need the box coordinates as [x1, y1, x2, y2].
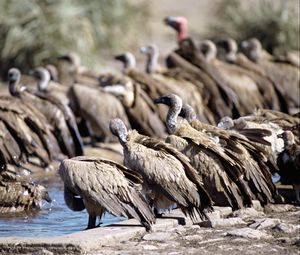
[32, 250, 54, 255]
[143, 231, 173, 241]
[199, 217, 246, 228]
[273, 223, 300, 233]
[207, 210, 221, 219]
[226, 227, 272, 239]
[248, 218, 281, 230]
[213, 206, 233, 218]
[231, 207, 265, 219]
[264, 204, 296, 213]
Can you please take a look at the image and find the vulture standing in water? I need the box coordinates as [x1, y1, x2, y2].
[59, 156, 155, 230]
[110, 118, 213, 221]
[277, 131, 300, 204]
[178, 103, 278, 205]
[154, 94, 268, 207]
[241, 38, 300, 111]
[139, 44, 215, 124]
[8, 68, 83, 158]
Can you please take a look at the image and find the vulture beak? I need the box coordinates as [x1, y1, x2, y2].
[114, 54, 126, 62]
[153, 96, 171, 106]
[43, 191, 52, 203]
[164, 16, 180, 32]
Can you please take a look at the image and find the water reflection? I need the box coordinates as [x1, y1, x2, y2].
[0, 175, 125, 237]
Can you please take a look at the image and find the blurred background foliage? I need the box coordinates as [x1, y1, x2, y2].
[0, 0, 150, 75]
[0, 0, 299, 77]
[210, 0, 300, 55]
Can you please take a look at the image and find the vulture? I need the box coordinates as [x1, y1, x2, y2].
[178, 103, 278, 205]
[164, 18, 239, 120]
[8, 68, 83, 158]
[241, 38, 300, 111]
[216, 38, 286, 112]
[140, 44, 215, 124]
[198, 40, 265, 116]
[59, 156, 155, 230]
[110, 118, 213, 221]
[101, 76, 167, 139]
[68, 83, 131, 143]
[0, 179, 51, 213]
[154, 94, 273, 207]
[277, 131, 300, 204]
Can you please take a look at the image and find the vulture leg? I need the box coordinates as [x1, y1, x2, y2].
[87, 214, 97, 229]
[293, 184, 300, 204]
[153, 208, 164, 218]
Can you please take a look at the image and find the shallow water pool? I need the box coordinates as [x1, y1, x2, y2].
[0, 176, 125, 237]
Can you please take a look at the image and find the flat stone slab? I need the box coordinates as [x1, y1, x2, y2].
[226, 227, 272, 240]
[248, 218, 281, 230]
[0, 218, 178, 255]
[199, 217, 246, 228]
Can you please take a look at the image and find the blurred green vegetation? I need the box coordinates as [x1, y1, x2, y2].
[210, 0, 300, 54]
[0, 0, 150, 75]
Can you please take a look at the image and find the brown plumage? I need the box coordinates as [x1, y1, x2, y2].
[277, 131, 300, 203]
[59, 156, 155, 230]
[8, 68, 82, 158]
[140, 44, 215, 125]
[241, 38, 300, 110]
[0, 179, 51, 213]
[178, 103, 277, 205]
[68, 83, 131, 142]
[110, 118, 213, 221]
[217, 38, 286, 112]
[101, 76, 167, 138]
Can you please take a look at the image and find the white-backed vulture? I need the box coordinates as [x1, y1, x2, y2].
[216, 38, 287, 112]
[8, 68, 83, 158]
[241, 38, 300, 110]
[101, 76, 167, 138]
[0, 180, 51, 213]
[154, 94, 266, 207]
[68, 83, 131, 143]
[140, 44, 215, 124]
[59, 156, 155, 230]
[110, 118, 213, 221]
[198, 40, 265, 116]
[277, 131, 300, 204]
[178, 103, 278, 205]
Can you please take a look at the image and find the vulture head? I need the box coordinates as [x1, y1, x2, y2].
[217, 116, 235, 129]
[179, 103, 197, 123]
[241, 38, 262, 62]
[199, 40, 217, 63]
[140, 44, 159, 74]
[29, 67, 51, 92]
[58, 52, 82, 72]
[278, 131, 295, 147]
[45, 64, 59, 82]
[217, 38, 238, 63]
[110, 118, 129, 144]
[164, 16, 187, 41]
[154, 94, 183, 133]
[115, 52, 136, 72]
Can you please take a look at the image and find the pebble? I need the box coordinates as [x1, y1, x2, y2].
[142, 244, 158, 250]
[231, 207, 265, 219]
[143, 231, 174, 241]
[226, 227, 272, 239]
[248, 218, 281, 230]
[183, 235, 203, 241]
[273, 223, 300, 233]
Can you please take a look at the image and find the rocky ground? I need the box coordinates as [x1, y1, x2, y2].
[93, 203, 300, 255]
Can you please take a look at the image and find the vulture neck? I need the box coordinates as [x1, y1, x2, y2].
[166, 98, 182, 134]
[37, 70, 51, 92]
[146, 51, 159, 74]
[9, 78, 21, 96]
